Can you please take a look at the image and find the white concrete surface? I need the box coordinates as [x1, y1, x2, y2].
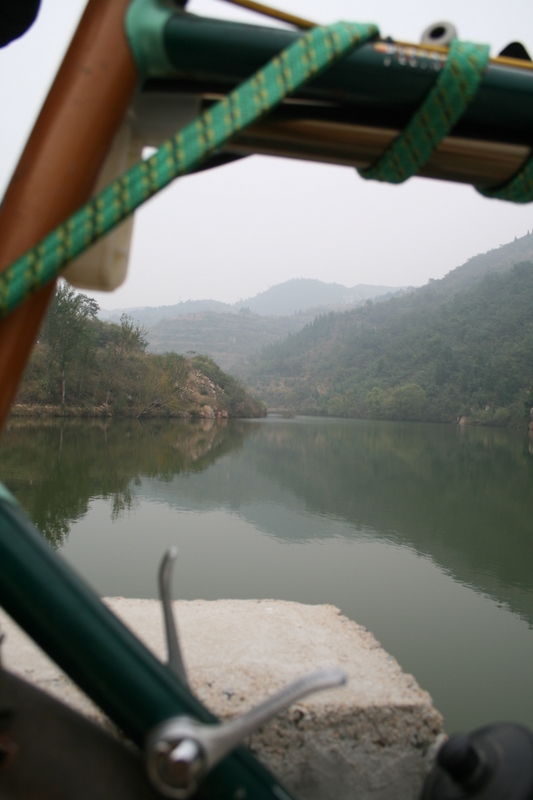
[0, 599, 443, 799]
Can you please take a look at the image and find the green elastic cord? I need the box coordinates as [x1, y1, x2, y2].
[0, 21, 378, 323]
[358, 40, 490, 184]
[477, 154, 533, 203]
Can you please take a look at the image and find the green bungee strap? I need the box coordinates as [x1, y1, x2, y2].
[0, 22, 377, 322]
[358, 37, 533, 201]
[2, 23, 533, 325]
[478, 155, 533, 203]
[358, 40, 490, 184]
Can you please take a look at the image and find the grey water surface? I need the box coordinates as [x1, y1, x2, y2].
[2, 415, 533, 733]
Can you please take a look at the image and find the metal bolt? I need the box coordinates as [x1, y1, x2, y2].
[151, 737, 205, 798]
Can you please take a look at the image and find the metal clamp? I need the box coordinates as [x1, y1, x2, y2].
[150, 548, 346, 798]
[146, 667, 346, 798]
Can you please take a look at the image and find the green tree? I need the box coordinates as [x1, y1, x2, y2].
[366, 387, 386, 418]
[94, 315, 147, 410]
[137, 352, 189, 416]
[119, 313, 148, 355]
[327, 393, 346, 417]
[40, 283, 99, 406]
[386, 384, 427, 421]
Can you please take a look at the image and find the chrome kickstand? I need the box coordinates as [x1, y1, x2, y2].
[158, 548, 188, 687]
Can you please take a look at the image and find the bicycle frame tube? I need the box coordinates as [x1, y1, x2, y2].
[0, 0, 137, 430]
[0, 497, 295, 799]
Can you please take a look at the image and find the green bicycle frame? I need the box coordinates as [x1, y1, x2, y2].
[0, 494, 296, 800]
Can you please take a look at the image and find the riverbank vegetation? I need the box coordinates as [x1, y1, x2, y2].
[14, 284, 266, 419]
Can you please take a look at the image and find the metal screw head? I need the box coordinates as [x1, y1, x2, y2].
[146, 668, 346, 797]
[149, 737, 205, 799]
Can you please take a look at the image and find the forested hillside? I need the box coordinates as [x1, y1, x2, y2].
[13, 284, 265, 419]
[245, 258, 533, 426]
[16, 231, 533, 426]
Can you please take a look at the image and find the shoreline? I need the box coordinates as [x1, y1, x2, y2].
[9, 403, 530, 430]
[8, 403, 258, 420]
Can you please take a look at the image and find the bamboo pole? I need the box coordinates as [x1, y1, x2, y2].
[216, 0, 314, 29]
[0, 0, 138, 429]
[228, 112, 531, 186]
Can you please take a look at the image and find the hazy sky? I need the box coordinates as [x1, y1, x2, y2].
[2, 0, 533, 310]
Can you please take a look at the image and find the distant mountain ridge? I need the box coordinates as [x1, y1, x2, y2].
[236, 279, 405, 316]
[99, 234, 533, 326]
[98, 279, 406, 325]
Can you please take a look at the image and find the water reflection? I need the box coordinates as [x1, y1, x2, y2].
[3, 417, 533, 625]
[85, 417, 533, 630]
[2, 417, 533, 732]
[244, 420, 533, 628]
[0, 417, 257, 547]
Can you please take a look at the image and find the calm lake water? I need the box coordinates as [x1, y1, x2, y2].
[1, 415, 533, 734]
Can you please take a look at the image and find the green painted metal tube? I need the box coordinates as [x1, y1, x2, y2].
[147, 13, 533, 147]
[0, 498, 296, 800]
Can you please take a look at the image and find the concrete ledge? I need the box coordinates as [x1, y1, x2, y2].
[0, 599, 443, 800]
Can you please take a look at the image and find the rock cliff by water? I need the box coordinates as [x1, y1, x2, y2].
[13, 352, 265, 420]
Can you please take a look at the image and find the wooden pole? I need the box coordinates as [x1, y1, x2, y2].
[0, 0, 138, 430]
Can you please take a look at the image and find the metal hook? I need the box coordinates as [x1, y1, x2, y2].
[158, 548, 188, 687]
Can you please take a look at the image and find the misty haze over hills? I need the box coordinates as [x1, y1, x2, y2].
[97, 279, 409, 374]
[97, 234, 533, 406]
[98, 279, 407, 326]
